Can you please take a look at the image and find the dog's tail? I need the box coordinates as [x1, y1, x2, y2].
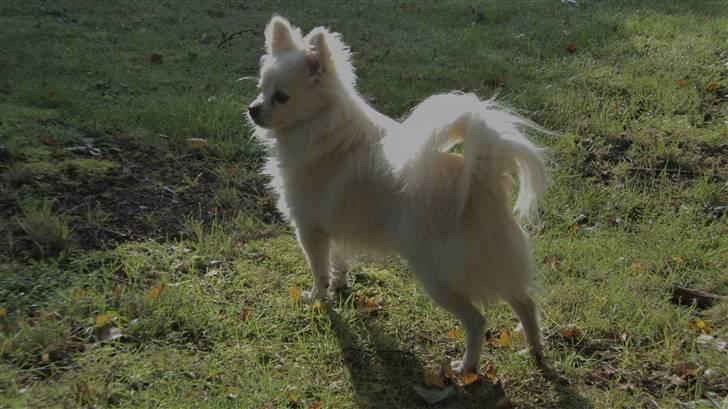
[389, 93, 549, 224]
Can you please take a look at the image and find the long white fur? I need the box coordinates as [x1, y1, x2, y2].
[250, 16, 549, 373]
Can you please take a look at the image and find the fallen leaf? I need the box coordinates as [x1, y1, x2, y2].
[118, 131, 131, 141]
[239, 307, 251, 321]
[289, 287, 301, 303]
[461, 371, 482, 385]
[147, 283, 165, 303]
[440, 360, 455, 381]
[689, 318, 712, 334]
[356, 294, 383, 313]
[670, 256, 685, 265]
[705, 80, 719, 94]
[629, 262, 645, 273]
[482, 361, 497, 381]
[447, 327, 462, 340]
[676, 79, 688, 88]
[672, 362, 697, 378]
[545, 255, 560, 271]
[95, 314, 112, 328]
[566, 43, 577, 54]
[0, 306, 6, 318]
[41, 352, 49, 362]
[72, 289, 85, 302]
[413, 384, 455, 404]
[306, 401, 322, 409]
[499, 329, 512, 347]
[424, 369, 446, 388]
[186, 138, 208, 151]
[558, 326, 581, 340]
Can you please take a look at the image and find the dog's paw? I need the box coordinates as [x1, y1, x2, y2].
[300, 288, 326, 304]
[450, 360, 477, 375]
[329, 275, 349, 292]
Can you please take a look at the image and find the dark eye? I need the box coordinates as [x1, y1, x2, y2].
[273, 91, 289, 104]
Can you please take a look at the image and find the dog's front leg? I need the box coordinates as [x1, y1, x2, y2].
[297, 227, 330, 303]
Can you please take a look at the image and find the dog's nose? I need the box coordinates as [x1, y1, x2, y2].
[248, 104, 261, 119]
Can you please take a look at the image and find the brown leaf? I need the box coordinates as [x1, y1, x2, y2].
[186, 138, 208, 151]
[676, 79, 688, 88]
[239, 307, 251, 321]
[288, 287, 301, 303]
[566, 43, 577, 54]
[424, 369, 446, 389]
[356, 294, 383, 313]
[147, 283, 165, 303]
[118, 131, 131, 141]
[440, 360, 455, 381]
[482, 361, 497, 381]
[629, 262, 645, 274]
[558, 326, 581, 340]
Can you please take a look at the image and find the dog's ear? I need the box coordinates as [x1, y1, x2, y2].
[265, 16, 297, 55]
[304, 29, 331, 77]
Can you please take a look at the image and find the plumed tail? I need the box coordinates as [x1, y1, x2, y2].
[386, 93, 549, 225]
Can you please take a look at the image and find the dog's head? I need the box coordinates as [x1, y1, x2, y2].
[247, 16, 355, 130]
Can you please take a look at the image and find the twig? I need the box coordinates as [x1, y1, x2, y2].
[217, 28, 261, 48]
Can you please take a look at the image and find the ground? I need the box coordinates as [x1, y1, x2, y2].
[0, 1, 727, 408]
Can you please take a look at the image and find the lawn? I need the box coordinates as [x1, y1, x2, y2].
[1, 1, 726, 408]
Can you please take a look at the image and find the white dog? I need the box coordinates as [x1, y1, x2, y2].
[248, 16, 549, 374]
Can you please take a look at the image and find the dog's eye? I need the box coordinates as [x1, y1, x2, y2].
[273, 91, 289, 104]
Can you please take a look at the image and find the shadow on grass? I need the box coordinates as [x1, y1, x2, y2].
[326, 304, 592, 408]
[327, 307, 506, 408]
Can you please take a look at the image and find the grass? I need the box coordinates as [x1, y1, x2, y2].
[1, 0, 726, 408]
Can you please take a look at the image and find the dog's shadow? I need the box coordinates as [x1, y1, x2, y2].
[325, 304, 591, 408]
[326, 306, 504, 408]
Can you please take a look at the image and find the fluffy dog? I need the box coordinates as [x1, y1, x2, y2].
[248, 16, 549, 373]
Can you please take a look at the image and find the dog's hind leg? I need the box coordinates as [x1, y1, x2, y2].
[297, 227, 330, 303]
[505, 293, 543, 363]
[422, 282, 485, 374]
[329, 242, 349, 291]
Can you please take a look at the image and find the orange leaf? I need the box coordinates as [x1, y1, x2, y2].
[461, 371, 482, 385]
[356, 294, 383, 313]
[447, 327, 462, 340]
[288, 287, 301, 303]
[147, 283, 165, 303]
[499, 328, 511, 347]
[558, 326, 581, 340]
[676, 79, 688, 88]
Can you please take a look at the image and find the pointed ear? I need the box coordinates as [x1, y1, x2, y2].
[304, 29, 331, 77]
[265, 16, 296, 55]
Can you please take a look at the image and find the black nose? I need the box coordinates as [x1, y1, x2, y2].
[248, 104, 261, 118]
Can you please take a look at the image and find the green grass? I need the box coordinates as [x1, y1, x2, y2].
[1, 1, 727, 408]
